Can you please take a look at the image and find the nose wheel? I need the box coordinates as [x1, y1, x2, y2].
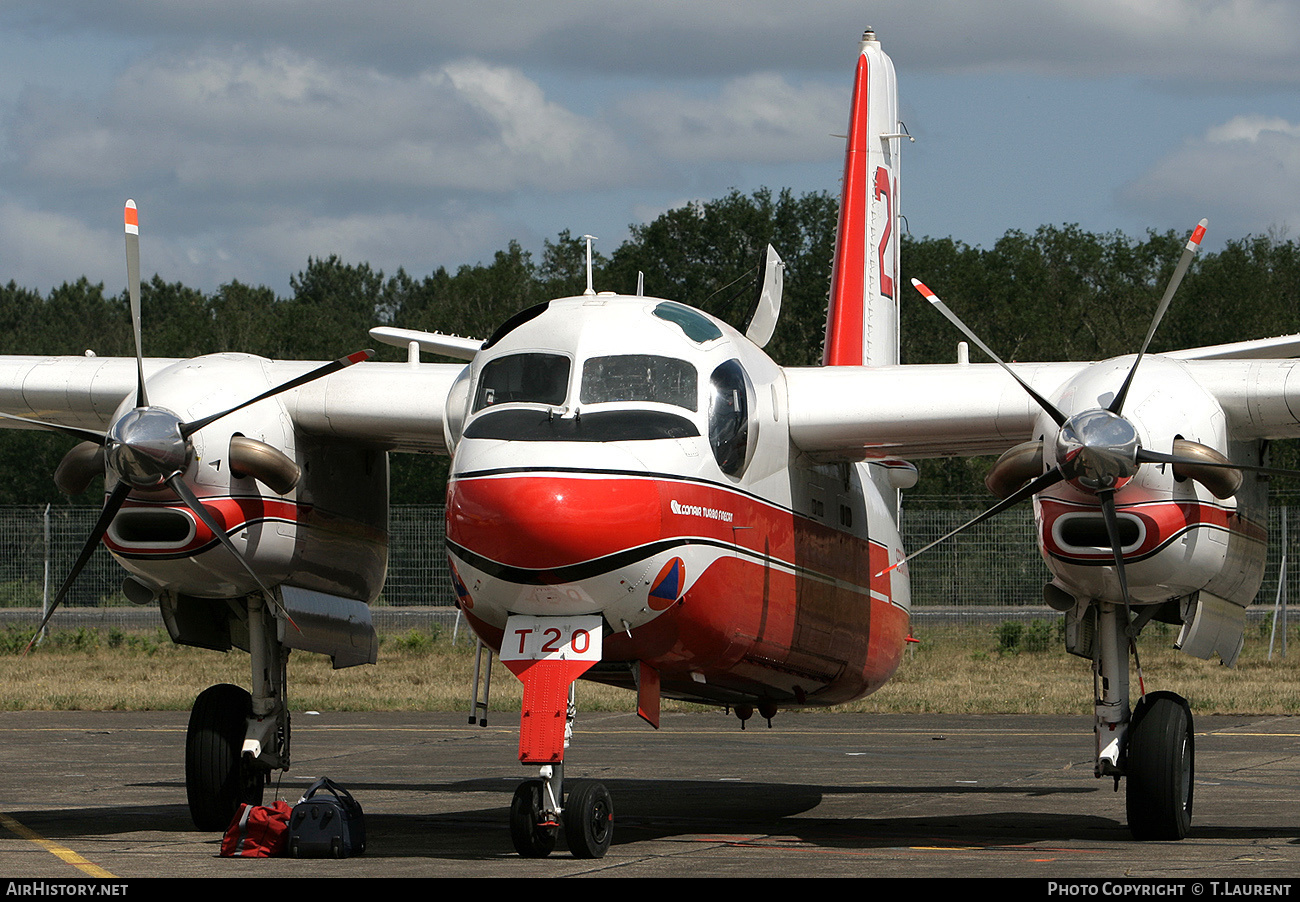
[509, 778, 559, 858]
[509, 775, 613, 859]
[563, 781, 613, 859]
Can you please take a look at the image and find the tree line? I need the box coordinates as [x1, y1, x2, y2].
[1, 187, 1298, 505]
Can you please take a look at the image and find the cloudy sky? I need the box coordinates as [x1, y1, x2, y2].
[2, 1, 1298, 299]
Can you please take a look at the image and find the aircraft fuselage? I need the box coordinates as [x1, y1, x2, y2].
[445, 294, 911, 709]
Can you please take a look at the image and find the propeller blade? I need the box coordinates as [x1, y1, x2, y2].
[877, 466, 1065, 578]
[1136, 447, 1300, 480]
[23, 481, 132, 654]
[1096, 488, 1133, 610]
[1109, 219, 1208, 415]
[0, 412, 106, 446]
[124, 200, 147, 409]
[166, 475, 299, 632]
[912, 279, 1068, 427]
[179, 349, 373, 439]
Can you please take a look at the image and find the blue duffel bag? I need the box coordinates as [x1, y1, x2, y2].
[287, 777, 366, 858]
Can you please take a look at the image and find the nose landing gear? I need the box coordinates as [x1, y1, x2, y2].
[501, 614, 612, 858]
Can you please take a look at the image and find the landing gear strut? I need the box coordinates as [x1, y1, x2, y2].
[501, 613, 611, 857]
[1091, 601, 1194, 840]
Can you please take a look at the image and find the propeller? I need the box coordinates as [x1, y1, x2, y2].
[879, 219, 1300, 610]
[20, 200, 373, 651]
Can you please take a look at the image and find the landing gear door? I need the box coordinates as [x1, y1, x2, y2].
[500, 615, 604, 766]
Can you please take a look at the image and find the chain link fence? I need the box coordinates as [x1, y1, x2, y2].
[0, 502, 1293, 636]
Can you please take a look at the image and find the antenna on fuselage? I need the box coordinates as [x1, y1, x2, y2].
[582, 234, 598, 296]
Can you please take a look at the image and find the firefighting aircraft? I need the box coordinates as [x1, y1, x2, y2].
[3, 29, 1300, 858]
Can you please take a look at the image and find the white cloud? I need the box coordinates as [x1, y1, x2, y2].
[621, 74, 845, 164]
[0, 200, 122, 290]
[5, 2, 1300, 292]
[1121, 114, 1300, 237]
[11, 49, 635, 199]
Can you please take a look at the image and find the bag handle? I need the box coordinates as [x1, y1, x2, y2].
[298, 776, 357, 808]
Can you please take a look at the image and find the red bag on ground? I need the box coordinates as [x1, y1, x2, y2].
[221, 800, 292, 857]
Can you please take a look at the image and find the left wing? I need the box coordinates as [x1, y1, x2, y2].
[784, 360, 1086, 460]
[0, 353, 464, 455]
[784, 352, 1300, 464]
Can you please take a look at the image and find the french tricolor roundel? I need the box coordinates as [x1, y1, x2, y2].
[450, 560, 472, 609]
[648, 557, 685, 610]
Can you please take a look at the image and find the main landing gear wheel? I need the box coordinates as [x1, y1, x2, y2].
[510, 779, 558, 858]
[186, 683, 265, 830]
[1126, 692, 1194, 840]
[563, 781, 613, 859]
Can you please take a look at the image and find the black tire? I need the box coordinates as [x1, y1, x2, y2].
[1126, 693, 1194, 840]
[186, 683, 264, 831]
[510, 779, 558, 858]
[563, 781, 613, 859]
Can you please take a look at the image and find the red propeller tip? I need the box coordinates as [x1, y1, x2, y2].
[124, 200, 138, 235]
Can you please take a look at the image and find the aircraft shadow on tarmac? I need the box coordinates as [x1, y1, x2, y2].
[11, 776, 1297, 860]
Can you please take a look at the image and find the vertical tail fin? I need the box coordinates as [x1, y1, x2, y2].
[823, 30, 901, 367]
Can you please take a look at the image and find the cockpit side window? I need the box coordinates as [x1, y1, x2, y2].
[708, 359, 754, 477]
[580, 355, 698, 411]
[472, 353, 570, 412]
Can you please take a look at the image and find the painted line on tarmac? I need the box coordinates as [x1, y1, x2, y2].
[0, 812, 117, 878]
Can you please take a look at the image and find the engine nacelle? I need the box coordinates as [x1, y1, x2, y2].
[99, 354, 389, 606]
[1034, 356, 1266, 610]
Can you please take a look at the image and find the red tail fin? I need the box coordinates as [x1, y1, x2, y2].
[823, 31, 901, 367]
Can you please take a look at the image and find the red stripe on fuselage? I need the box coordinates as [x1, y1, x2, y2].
[447, 471, 888, 593]
[448, 470, 907, 705]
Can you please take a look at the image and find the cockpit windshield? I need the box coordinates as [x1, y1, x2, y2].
[580, 355, 697, 411]
[473, 353, 570, 412]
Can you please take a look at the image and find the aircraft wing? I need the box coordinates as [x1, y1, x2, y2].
[1168, 333, 1300, 361]
[1180, 357, 1300, 441]
[0, 356, 175, 431]
[785, 356, 1300, 461]
[784, 361, 1087, 460]
[0, 354, 465, 455]
[282, 359, 464, 453]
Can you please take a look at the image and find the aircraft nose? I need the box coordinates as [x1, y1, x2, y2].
[447, 471, 664, 573]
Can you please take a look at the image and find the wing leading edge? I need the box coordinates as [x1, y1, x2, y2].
[785, 354, 1300, 463]
[0, 354, 464, 455]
